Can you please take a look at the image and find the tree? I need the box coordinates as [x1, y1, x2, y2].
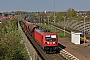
[86, 11, 90, 16]
[67, 8, 76, 18]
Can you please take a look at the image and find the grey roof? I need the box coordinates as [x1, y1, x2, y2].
[35, 29, 50, 34]
[35, 29, 44, 34]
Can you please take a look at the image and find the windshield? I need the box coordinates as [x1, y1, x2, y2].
[45, 35, 56, 41]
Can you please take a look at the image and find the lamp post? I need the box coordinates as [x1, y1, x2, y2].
[34, 20, 35, 24]
[39, 16, 40, 24]
[18, 16, 19, 30]
[54, 0, 55, 24]
[40, 16, 42, 26]
[63, 16, 66, 37]
[82, 15, 87, 47]
[54, 0, 56, 32]
[47, 16, 50, 29]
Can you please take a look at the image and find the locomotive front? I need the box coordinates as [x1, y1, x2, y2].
[42, 32, 58, 52]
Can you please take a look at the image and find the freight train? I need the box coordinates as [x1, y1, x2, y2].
[21, 20, 58, 53]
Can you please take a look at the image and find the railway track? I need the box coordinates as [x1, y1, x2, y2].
[50, 24, 90, 43]
[24, 26, 80, 60]
[58, 46, 79, 60]
[21, 24, 66, 60]
[26, 31, 66, 60]
[21, 21, 80, 60]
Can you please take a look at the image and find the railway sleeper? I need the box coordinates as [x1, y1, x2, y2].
[43, 46, 58, 53]
[60, 51, 79, 60]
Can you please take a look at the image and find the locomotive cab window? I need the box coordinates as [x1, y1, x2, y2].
[45, 35, 56, 41]
[51, 35, 56, 40]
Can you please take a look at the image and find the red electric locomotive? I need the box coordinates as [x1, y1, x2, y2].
[34, 28, 58, 52]
[22, 20, 58, 53]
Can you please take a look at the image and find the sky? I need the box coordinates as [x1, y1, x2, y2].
[0, 0, 90, 12]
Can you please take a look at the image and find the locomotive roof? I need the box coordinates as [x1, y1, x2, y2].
[35, 28, 50, 34]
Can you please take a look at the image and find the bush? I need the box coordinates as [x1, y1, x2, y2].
[0, 18, 29, 60]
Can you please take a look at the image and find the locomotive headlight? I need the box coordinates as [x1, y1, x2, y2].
[53, 42, 57, 44]
[53, 42, 55, 44]
[45, 42, 49, 44]
[47, 42, 49, 44]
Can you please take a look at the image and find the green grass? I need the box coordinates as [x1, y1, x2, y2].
[37, 24, 70, 38]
